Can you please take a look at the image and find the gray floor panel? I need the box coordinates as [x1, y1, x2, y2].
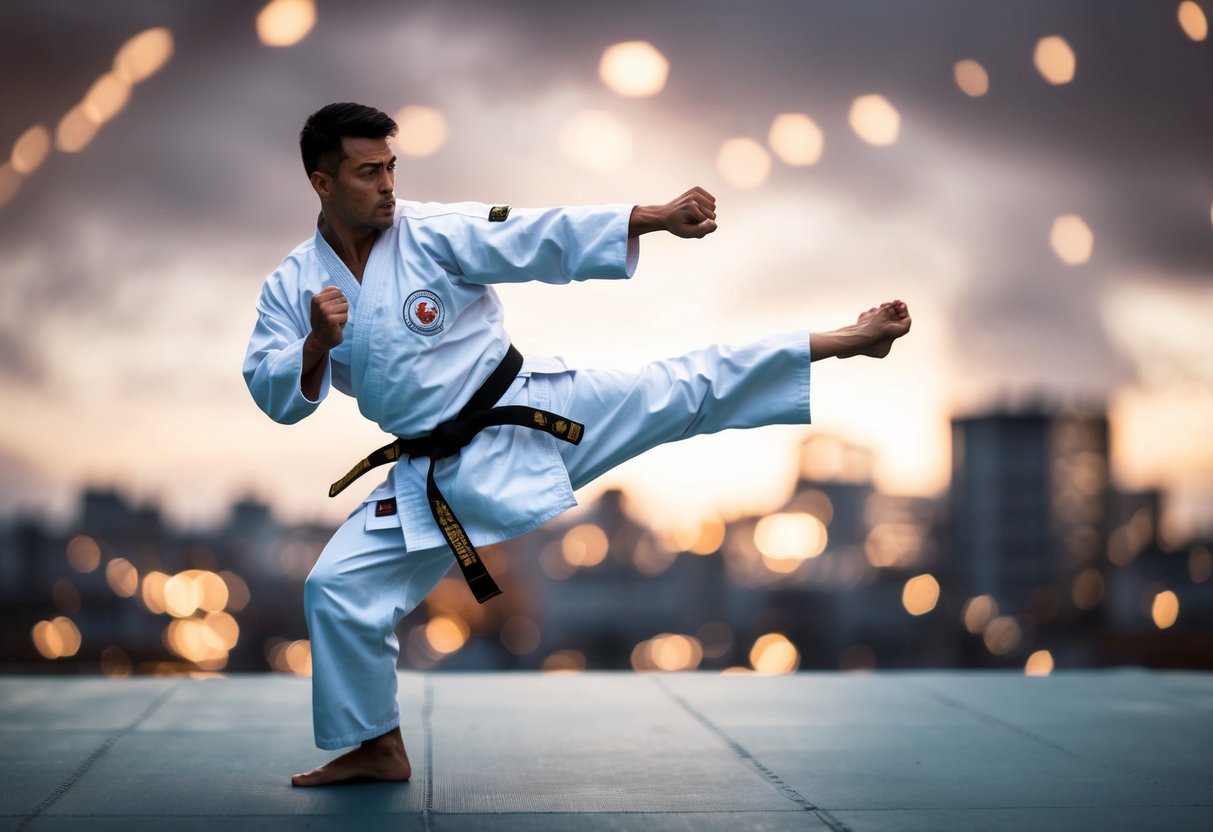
[832, 806, 1213, 832]
[428, 811, 830, 831]
[427, 673, 793, 813]
[722, 723, 1162, 811]
[430, 747, 795, 813]
[0, 677, 178, 732]
[42, 730, 425, 816]
[2, 671, 1208, 827]
[138, 676, 311, 732]
[657, 672, 966, 727]
[26, 816, 424, 831]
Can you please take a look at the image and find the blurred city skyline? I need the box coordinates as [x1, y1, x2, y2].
[1, 0, 1211, 539]
[5, 406, 1210, 679]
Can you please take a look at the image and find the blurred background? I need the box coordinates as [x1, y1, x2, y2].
[1, 0, 1211, 679]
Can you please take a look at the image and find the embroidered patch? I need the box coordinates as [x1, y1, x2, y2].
[488, 205, 510, 222]
[404, 290, 445, 335]
[375, 498, 397, 517]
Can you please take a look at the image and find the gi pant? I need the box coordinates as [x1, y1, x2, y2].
[303, 331, 811, 749]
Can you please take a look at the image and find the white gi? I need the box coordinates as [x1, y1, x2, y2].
[243, 200, 812, 749]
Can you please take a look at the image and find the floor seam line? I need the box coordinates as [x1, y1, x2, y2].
[422, 673, 435, 827]
[15, 681, 183, 830]
[648, 675, 855, 832]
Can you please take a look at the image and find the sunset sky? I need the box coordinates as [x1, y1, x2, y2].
[1, 0, 1211, 539]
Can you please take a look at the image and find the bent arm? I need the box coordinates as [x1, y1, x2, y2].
[242, 281, 333, 425]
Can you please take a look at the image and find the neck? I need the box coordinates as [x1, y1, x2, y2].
[319, 211, 378, 280]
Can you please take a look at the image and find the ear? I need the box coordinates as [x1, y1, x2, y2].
[309, 170, 333, 200]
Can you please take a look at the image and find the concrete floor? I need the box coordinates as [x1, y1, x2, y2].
[1, 670, 1211, 831]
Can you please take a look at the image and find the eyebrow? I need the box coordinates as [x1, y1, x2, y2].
[356, 156, 397, 171]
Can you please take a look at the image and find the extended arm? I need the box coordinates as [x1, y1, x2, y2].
[628, 186, 717, 239]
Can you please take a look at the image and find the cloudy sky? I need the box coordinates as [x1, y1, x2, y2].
[1, 0, 1211, 538]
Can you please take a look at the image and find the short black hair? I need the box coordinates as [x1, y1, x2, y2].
[300, 102, 398, 176]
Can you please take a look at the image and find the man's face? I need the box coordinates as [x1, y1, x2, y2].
[319, 136, 396, 232]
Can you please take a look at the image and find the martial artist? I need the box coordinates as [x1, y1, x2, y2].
[242, 102, 912, 786]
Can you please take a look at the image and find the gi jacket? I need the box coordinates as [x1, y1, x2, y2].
[243, 199, 639, 551]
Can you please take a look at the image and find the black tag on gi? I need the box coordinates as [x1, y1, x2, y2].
[488, 205, 510, 222]
[375, 498, 398, 517]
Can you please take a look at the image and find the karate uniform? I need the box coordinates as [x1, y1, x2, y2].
[243, 200, 812, 749]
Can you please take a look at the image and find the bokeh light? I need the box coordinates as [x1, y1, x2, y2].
[1024, 649, 1054, 676]
[1190, 547, 1212, 583]
[165, 618, 229, 669]
[256, 0, 316, 47]
[562, 523, 609, 567]
[753, 512, 827, 565]
[0, 163, 21, 208]
[848, 94, 900, 146]
[1072, 567, 1105, 611]
[954, 59, 990, 97]
[1178, 1, 1208, 41]
[541, 649, 586, 673]
[55, 106, 100, 154]
[1050, 214, 1093, 265]
[141, 570, 169, 614]
[394, 106, 448, 158]
[631, 633, 703, 671]
[11, 125, 51, 174]
[31, 617, 81, 660]
[164, 571, 203, 617]
[114, 27, 174, 84]
[598, 40, 669, 97]
[983, 616, 1022, 655]
[81, 73, 132, 125]
[1034, 35, 1076, 85]
[195, 571, 230, 613]
[902, 573, 940, 616]
[204, 611, 240, 650]
[559, 110, 633, 172]
[717, 138, 771, 189]
[768, 113, 824, 166]
[865, 522, 922, 568]
[219, 571, 251, 612]
[425, 615, 470, 654]
[105, 557, 138, 598]
[749, 632, 799, 675]
[962, 595, 998, 633]
[284, 639, 311, 675]
[66, 535, 101, 573]
[1152, 590, 1179, 629]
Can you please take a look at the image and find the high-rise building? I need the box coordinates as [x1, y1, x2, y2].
[949, 407, 1110, 616]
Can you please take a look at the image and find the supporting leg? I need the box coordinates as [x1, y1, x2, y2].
[292, 513, 452, 786]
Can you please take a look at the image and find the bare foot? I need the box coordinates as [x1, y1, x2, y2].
[838, 300, 912, 358]
[291, 726, 412, 787]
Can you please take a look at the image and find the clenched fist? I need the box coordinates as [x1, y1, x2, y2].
[310, 286, 348, 350]
[628, 186, 718, 239]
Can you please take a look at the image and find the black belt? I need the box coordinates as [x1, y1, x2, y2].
[328, 345, 584, 603]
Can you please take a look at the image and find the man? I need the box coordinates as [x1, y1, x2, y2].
[243, 102, 911, 786]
